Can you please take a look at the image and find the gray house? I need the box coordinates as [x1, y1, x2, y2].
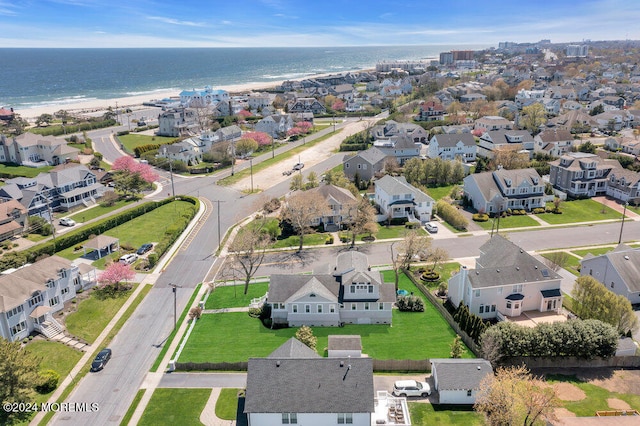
[549, 152, 619, 198]
[431, 358, 493, 404]
[580, 244, 640, 305]
[343, 147, 388, 182]
[245, 345, 374, 426]
[267, 251, 395, 327]
[463, 168, 545, 214]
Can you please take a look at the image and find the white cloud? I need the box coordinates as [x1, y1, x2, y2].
[146, 16, 208, 27]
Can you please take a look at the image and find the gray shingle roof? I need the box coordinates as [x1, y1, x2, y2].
[431, 133, 475, 147]
[431, 358, 493, 391]
[375, 175, 434, 205]
[245, 357, 374, 414]
[268, 275, 339, 304]
[344, 147, 388, 165]
[328, 335, 362, 351]
[602, 245, 640, 292]
[268, 338, 320, 359]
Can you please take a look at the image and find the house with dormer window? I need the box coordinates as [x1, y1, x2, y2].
[463, 168, 545, 214]
[477, 129, 534, 159]
[375, 175, 434, 224]
[428, 133, 476, 162]
[606, 168, 640, 204]
[448, 235, 563, 321]
[549, 152, 619, 198]
[0, 133, 79, 167]
[267, 251, 395, 327]
[0, 255, 91, 342]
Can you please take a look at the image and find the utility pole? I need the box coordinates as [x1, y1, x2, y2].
[213, 200, 224, 251]
[169, 161, 175, 198]
[168, 283, 182, 330]
[618, 202, 628, 244]
[47, 197, 56, 253]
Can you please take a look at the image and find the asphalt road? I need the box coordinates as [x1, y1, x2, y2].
[52, 115, 640, 424]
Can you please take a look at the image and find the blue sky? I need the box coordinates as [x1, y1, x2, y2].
[1, 0, 638, 48]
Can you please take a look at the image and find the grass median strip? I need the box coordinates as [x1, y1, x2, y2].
[138, 388, 210, 426]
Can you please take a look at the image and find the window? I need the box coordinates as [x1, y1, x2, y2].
[474, 290, 480, 298]
[282, 413, 297, 424]
[317, 304, 323, 313]
[368, 285, 374, 293]
[467, 390, 473, 397]
[49, 296, 60, 306]
[364, 302, 369, 310]
[506, 301, 512, 309]
[61, 287, 70, 296]
[10, 321, 26, 336]
[292, 305, 298, 313]
[7, 305, 23, 319]
[305, 304, 310, 313]
[379, 303, 384, 310]
[479, 305, 484, 314]
[497, 287, 502, 295]
[350, 285, 356, 293]
[351, 303, 357, 310]
[337, 413, 353, 424]
[28, 293, 44, 308]
[330, 304, 335, 313]
[512, 284, 523, 293]
[491, 304, 496, 312]
[611, 282, 615, 289]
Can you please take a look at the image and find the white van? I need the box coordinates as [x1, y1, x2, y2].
[425, 222, 439, 233]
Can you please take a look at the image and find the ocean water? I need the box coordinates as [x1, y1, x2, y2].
[0, 45, 486, 110]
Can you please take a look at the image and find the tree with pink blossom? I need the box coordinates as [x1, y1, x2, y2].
[332, 99, 345, 112]
[98, 261, 136, 292]
[237, 109, 252, 120]
[296, 121, 312, 134]
[472, 127, 487, 137]
[111, 156, 159, 198]
[287, 127, 302, 137]
[243, 131, 272, 147]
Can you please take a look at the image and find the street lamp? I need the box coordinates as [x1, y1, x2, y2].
[618, 202, 628, 244]
[168, 283, 182, 330]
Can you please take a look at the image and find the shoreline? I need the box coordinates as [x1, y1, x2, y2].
[14, 69, 375, 121]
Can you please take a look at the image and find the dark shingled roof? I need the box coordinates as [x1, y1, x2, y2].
[244, 357, 374, 414]
[328, 335, 362, 351]
[431, 358, 493, 391]
[268, 337, 320, 359]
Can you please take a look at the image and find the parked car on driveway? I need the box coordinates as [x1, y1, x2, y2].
[392, 379, 431, 397]
[425, 222, 439, 234]
[136, 243, 153, 255]
[59, 217, 76, 227]
[119, 253, 138, 264]
[91, 348, 112, 372]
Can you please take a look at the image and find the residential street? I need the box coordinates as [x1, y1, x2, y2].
[48, 117, 640, 424]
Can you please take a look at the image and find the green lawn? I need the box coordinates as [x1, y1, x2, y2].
[205, 282, 269, 310]
[68, 199, 135, 223]
[64, 285, 136, 343]
[546, 374, 640, 416]
[426, 185, 457, 201]
[138, 388, 211, 426]
[117, 134, 176, 154]
[409, 403, 485, 426]
[0, 163, 53, 178]
[541, 199, 624, 224]
[55, 200, 194, 264]
[571, 246, 615, 258]
[273, 233, 328, 248]
[120, 389, 145, 426]
[179, 274, 469, 363]
[374, 224, 427, 239]
[26, 340, 83, 377]
[539, 251, 582, 276]
[474, 214, 540, 230]
[215, 388, 240, 420]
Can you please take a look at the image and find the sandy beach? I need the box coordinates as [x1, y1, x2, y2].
[13, 69, 373, 121]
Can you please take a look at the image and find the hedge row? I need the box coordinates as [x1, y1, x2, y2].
[436, 200, 468, 230]
[30, 119, 117, 136]
[17, 197, 198, 267]
[339, 143, 369, 152]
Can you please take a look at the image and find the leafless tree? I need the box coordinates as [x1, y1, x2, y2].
[281, 191, 330, 251]
[543, 251, 570, 272]
[390, 230, 431, 289]
[227, 220, 271, 294]
[343, 197, 377, 247]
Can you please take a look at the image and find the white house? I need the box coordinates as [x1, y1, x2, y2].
[463, 168, 546, 214]
[534, 129, 575, 157]
[430, 358, 493, 404]
[0, 256, 89, 342]
[580, 244, 640, 305]
[304, 184, 357, 232]
[375, 175, 434, 224]
[179, 86, 229, 107]
[255, 114, 294, 138]
[448, 235, 564, 320]
[267, 251, 395, 327]
[245, 354, 374, 426]
[0, 133, 79, 167]
[428, 133, 476, 162]
[476, 129, 534, 159]
[474, 116, 513, 131]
